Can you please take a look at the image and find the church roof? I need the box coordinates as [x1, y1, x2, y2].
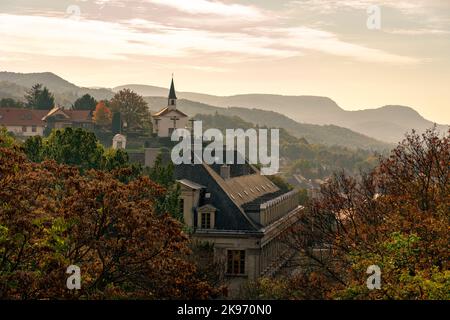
[152, 107, 188, 118]
[169, 78, 177, 100]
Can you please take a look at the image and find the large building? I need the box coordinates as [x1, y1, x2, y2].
[175, 158, 303, 287]
[0, 106, 93, 137]
[151, 78, 189, 138]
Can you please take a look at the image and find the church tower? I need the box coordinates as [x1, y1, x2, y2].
[151, 76, 188, 138]
[168, 77, 177, 110]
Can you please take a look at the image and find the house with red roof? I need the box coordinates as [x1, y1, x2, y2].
[0, 106, 93, 138]
[0, 108, 47, 137]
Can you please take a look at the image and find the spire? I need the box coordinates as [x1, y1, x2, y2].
[168, 75, 177, 109]
[169, 76, 177, 100]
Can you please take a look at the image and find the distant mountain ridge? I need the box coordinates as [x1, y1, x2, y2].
[116, 84, 448, 143]
[145, 96, 391, 151]
[0, 72, 446, 146]
[0, 72, 114, 105]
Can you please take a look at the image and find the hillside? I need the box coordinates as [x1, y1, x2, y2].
[0, 72, 445, 146]
[0, 72, 114, 105]
[146, 97, 391, 151]
[121, 84, 448, 143]
[194, 113, 381, 188]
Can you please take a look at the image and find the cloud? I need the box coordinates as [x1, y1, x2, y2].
[144, 0, 265, 20]
[0, 12, 419, 65]
[262, 27, 419, 64]
[386, 28, 450, 35]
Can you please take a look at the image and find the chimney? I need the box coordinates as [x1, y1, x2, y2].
[220, 164, 231, 180]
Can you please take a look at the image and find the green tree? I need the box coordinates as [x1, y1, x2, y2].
[146, 154, 182, 221]
[23, 135, 44, 162]
[43, 127, 104, 170]
[24, 83, 55, 110]
[109, 89, 151, 131]
[111, 112, 122, 134]
[102, 148, 129, 171]
[0, 98, 24, 108]
[72, 94, 97, 111]
[0, 127, 17, 148]
[23, 128, 139, 175]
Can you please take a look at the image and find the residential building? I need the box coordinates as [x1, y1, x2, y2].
[42, 106, 93, 130]
[175, 157, 303, 288]
[0, 106, 94, 137]
[0, 108, 47, 137]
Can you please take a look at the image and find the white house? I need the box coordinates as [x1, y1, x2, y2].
[0, 108, 47, 137]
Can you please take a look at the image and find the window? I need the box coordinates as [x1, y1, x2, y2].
[179, 199, 184, 216]
[22, 126, 27, 132]
[31, 125, 37, 133]
[227, 250, 245, 275]
[200, 212, 211, 229]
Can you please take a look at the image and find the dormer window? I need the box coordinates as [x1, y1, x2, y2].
[197, 204, 216, 230]
[201, 212, 211, 229]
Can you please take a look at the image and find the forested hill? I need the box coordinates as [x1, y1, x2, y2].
[194, 113, 381, 184]
[146, 97, 392, 151]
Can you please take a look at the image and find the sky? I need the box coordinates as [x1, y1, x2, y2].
[0, 0, 449, 123]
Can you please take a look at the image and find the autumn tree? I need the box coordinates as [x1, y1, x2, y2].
[93, 101, 112, 127]
[283, 127, 449, 300]
[0, 136, 218, 299]
[24, 83, 55, 110]
[72, 94, 97, 111]
[109, 89, 151, 132]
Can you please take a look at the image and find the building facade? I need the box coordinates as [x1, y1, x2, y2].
[151, 78, 189, 137]
[175, 159, 303, 287]
[0, 108, 47, 137]
[42, 106, 93, 130]
[0, 106, 93, 138]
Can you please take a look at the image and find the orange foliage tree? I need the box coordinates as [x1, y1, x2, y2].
[93, 101, 112, 127]
[280, 128, 449, 300]
[0, 139, 217, 299]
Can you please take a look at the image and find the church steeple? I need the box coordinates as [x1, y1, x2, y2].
[168, 76, 177, 109]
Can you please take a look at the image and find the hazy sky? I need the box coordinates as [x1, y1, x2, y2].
[0, 0, 449, 123]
